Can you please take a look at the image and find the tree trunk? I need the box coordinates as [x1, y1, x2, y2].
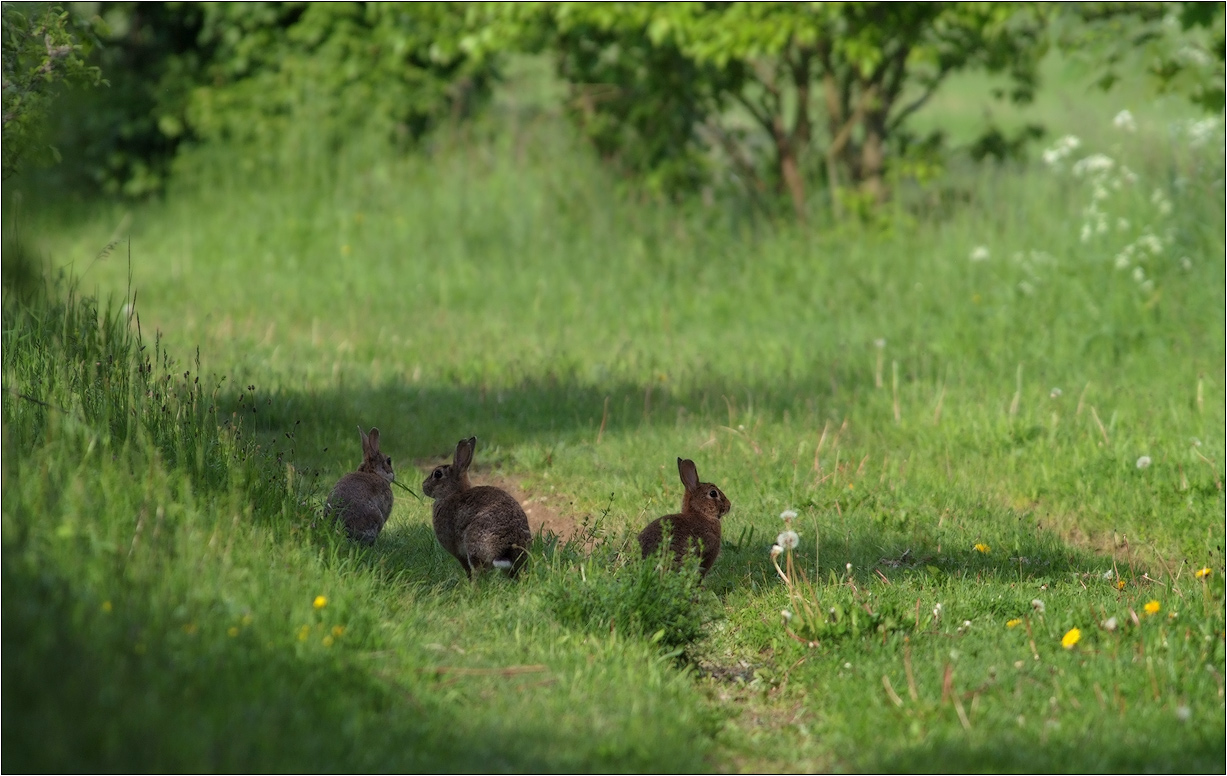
[859, 111, 887, 204]
[773, 116, 806, 222]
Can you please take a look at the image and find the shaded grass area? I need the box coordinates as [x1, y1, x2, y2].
[4, 77, 1225, 771]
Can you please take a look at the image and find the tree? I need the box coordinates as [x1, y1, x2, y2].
[473, 3, 1049, 220]
[1, 3, 103, 179]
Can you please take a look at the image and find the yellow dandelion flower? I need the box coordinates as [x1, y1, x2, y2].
[322, 636, 335, 647]
[101, 600, 113, 613]
[297, 625, 310, 641]
[313, 595, 328, 610]
[1115, 579, 1126, 590]
[241, 613, 254, 626]
[1007, 618, 1022, 629]
[848, 483, 855, 490]
[227, 626, 239, 638]
[331, 625, 346, 638]
[1195, 567, 1212, 580]
[974, 543, 990, 554]
[1061, 628, 1081, 649]
[1143, 600, 1160, 616]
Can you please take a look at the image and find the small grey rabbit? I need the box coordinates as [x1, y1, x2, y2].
[423, 436, 532, 579]
[638, 458, 731, 578]
[325, 426, 395, 545]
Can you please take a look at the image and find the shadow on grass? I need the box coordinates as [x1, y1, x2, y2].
[861, 731, 1225, 773]
[0, 548, 707, 773]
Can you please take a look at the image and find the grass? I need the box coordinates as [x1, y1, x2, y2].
[3, 55, 1225, 772]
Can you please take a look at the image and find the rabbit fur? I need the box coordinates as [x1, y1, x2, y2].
[638, 457, 731, 578]
[325, 426, 395, 545]
[424, 436, 532, 579]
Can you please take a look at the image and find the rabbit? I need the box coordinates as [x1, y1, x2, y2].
[423, 436, 532, 579]
[324, 426, 395, 545]
[637, 457, 731, 579]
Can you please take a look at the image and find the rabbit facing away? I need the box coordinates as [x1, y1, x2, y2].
[325, 426, 395, 545]
[423, 436, 532, 579]
[638, 458, 731, 579]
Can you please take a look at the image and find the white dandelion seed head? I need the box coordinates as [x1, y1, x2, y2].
[777, 531, 800, 550]
[874, 338, 886, 349]
[1136, 455, 1152, 469]
[779, 509, 797, 522]
[969, 245, 990, 262]
[1103, 569, 1115, 580]
[1031, 599, 1046, 613]
[1102, 616, 1118, 632]
[781, 609, 793, 621]
[1050, 387, 1063, 399]
[844, 662, 852, 670]
[770, 544, 783, 560]
[1176, 705, 1192, 722]
[846, 562, 853, 574]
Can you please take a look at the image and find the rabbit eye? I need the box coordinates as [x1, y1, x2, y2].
[432, 469, 444, 479]
[708, 489, 718, 498]
[386, 456, 392, 466]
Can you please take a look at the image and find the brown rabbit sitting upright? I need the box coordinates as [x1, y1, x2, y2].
[423, 436, 532, 579]
[638, 458, 731, 579]
[325, 426, 395, 545]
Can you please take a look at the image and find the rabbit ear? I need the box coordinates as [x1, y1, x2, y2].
[358, 425, 370, 451]
[366, 427, 381, 453]
[678, 458, 699, 491]
[454, 437, 476, 471]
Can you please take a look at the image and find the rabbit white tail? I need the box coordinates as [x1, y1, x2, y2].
[492, 559, 513, 569]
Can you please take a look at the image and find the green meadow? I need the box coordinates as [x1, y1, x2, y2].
[4, 55, 1225, 772]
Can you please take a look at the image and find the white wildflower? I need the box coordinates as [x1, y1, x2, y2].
[1132, 266, 1146, 283]
[1187, 117, 1220, 147]
[1138, 233, 1164, 255]
[1103, 569, 1115, 580]
[1073, 153, 1115, 178]
[1102, 616, 1118, 632]
[779, 509, 798, 522]
[1140, 279, 1155, 294]
[1113, 110, 1137, 132]
[933, 603, 943, 620]
[969, 245, 990, 262]
[1080, 223, 1093, 243]
[843, 662, 852, 669]
[1042, 135, 1081, 167]
[1119, 166, 1138, 185]
[1136, 455, 1152, 469]
[1031, 599, 1045, 614]
[777, 530, 799, 550]
[1117, 218, 1130, 231]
